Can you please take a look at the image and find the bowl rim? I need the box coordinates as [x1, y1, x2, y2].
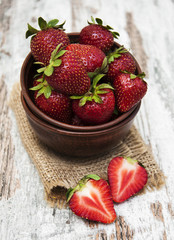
[21, 92, 141, 136]
[20, 32, 142, 132]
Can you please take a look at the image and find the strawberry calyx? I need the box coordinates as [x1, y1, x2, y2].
[121, 70, 146, 80]
[70, 74, 114, 106]
[30, 75, 53, 99]
[36, 43, 66, 77]
[26, 17, 66, 39]
[66, 174, 101, 203]
[87, 16, 120, 39]
[107, 46, 128, 64]
[88, 57, 109, 79]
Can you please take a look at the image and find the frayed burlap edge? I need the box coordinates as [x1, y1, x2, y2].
[9, 82, 166, 208]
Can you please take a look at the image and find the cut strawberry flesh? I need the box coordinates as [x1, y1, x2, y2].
[108, 157, 148, 203]
[69, 179, 116, 223]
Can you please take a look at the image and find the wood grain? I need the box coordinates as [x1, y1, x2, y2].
[0, 0, 174, 239]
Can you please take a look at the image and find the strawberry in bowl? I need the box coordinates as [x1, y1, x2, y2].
[21, 17, 147, 157]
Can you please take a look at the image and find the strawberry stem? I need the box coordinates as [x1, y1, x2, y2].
[87, 16, 120, 39]
[26, 17, 66, 39]
[66, 174, 100, 203]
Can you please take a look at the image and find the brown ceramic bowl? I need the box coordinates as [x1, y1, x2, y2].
[21, 93, 141, 157]
[20, 33, 142, 132]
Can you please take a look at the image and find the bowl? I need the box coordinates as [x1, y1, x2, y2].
[21, 93, 141, 157]
[20, 33, 142, 132]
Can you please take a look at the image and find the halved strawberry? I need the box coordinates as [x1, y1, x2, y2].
[66, 174, 116, 224]
[108, 156, 148, 203]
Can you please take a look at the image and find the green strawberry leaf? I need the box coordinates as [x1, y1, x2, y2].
[37, 67, 46, 74]
[26, 24, 39, 38]
[88, 71, 98, 79]
[54, 50, 66, 59]
[36, 78, 43, 83]
[44, 85, 52, 99]
[85, 174, 100, 181]
[106, 25, 114, 30]
[54, 20, 66, 30]
[96, 90, 109, 94]
[95, 18, 103, 25]
[47, 19, 59, 28]
[37, 86, 46, 98]
[96, 83, 114, 90]
[52, 59, 62, 67]
[112, 31, 120, 39]
[92, 74, 105, 89]
[92, 94, 103, 104]
[34, 61, 45, 65]
[38, 17, 47, 30]
[70, 95, 84, 100]
[50, 43, 62, 61]
[130, 73, 137, 79]
[66, 188, 74, 203]
[44, 65, 54, 76]
[79, 96, 89, 106]
[29, 83, 43, 91]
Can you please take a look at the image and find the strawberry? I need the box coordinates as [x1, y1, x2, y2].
[113, 72, 147, 112]
[79, 17, 119, 52]
[37, 44, 91, 96]
[108, 156, 148, 203]
[107, 47, 136, 81]
[66, 43, 106, 73]
[30, 76, 72, 123]
[71, 74, 115, 125]
[66, 174, 116, 224]
[26, 17, 70, 65]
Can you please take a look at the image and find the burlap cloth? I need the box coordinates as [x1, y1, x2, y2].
[9, 82, 165, 208]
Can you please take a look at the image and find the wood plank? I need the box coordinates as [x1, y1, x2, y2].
[0, 0, 174, 239]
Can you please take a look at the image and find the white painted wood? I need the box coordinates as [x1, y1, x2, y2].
[1, 0, 174, 239]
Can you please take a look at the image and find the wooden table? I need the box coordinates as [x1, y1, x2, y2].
[1, 0, 174, 239]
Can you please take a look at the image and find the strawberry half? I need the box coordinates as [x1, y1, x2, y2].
[108, 156, 148, 203]
[26, 17, 70, 65]
[79, 17, 119, 52]
[66, 174, 116, 224]
[113, 71, 147, 112]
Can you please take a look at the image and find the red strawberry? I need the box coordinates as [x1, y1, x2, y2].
[30, 77, 72, 123]
[26, 17, 70, 65]
[38, 45, 91, 96]
[71, 74, 115, 125]
[113, 72, 147, 112]
[66, 174, 116, 224]
[107, 47, 136, 81]
[108, 156, 148, 203]
[79, 17, 119, 52]
[66, 43, 106, 73]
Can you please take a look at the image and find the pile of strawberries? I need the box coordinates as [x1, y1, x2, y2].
[26, 17, 149, 224]
[26, 17, 147, 126]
